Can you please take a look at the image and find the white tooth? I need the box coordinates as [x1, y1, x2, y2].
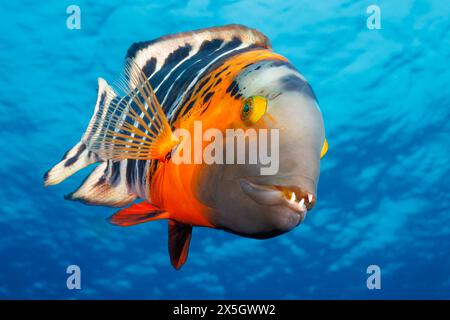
[289, 192, 295, 203]
[299, 198, 305, 207]
[308, 194, 313, 203]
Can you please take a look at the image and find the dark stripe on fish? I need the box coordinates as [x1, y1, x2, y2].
[214, 65, 229, 78]
[155, 38, 235, 113]
[203, 91, 214, 104]
[280, 74, 317, 100]
[172, 44, 261, 120]
[109, 161, 121, 185]
[149, 44, 192, 91]
[280, 74, 306, 91]
[143, 57, 157, 78]
[126, 159, 137, 188]
[64, 143, 86, 167]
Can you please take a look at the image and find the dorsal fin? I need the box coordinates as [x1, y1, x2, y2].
[124, 24, 271, 87]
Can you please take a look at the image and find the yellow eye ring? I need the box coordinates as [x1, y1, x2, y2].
[241, 96, 267, 125]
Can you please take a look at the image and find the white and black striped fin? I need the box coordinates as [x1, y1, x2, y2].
[44, 141, 99, 186]
[45, 76, 151, 202]
[44, 78, 114, 187]
[65, 162, 136, 207]
[82, 77, 118, 146]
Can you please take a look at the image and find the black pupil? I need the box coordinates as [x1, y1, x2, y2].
[243, 103, 250, 113]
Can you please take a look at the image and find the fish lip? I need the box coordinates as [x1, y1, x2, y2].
[239, 178, 316, 215]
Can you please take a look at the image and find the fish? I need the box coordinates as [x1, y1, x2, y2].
[44, 24, 328, 270]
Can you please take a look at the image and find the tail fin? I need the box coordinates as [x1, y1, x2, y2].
[81, 77, 118, 151]
[44, 78, 115, 187]
[44, 141, 98, 186]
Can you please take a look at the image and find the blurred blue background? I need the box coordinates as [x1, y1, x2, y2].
[0, 0, 449, 299]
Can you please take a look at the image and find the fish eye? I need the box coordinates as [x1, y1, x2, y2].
[240, 96, 267, 125]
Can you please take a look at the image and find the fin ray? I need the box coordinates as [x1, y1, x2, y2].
[85, 61, 179, 161]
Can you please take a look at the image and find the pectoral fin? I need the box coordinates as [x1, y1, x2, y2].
[85, 60, 179, 162]
[168, 220, 193, 270]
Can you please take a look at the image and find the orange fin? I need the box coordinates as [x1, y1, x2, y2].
[109, 201, 168, 227]
[168, 220, 193, 270]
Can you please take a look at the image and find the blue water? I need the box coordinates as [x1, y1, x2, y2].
[0, 0, 449, 299]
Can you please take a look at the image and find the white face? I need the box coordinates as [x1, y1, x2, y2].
[196, 60, 325, 238]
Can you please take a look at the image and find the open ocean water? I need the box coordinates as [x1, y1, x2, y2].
[0, 0, 449, 299]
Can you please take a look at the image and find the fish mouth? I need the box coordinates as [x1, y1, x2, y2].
[239, 178, 316, 218]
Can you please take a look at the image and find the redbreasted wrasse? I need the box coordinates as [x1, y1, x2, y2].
[44, 25, 328, 269]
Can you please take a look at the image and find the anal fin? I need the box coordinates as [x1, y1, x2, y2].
[168, 220, 193, 270]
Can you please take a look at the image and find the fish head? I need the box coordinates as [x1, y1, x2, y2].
[194, 59, 327, 239]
